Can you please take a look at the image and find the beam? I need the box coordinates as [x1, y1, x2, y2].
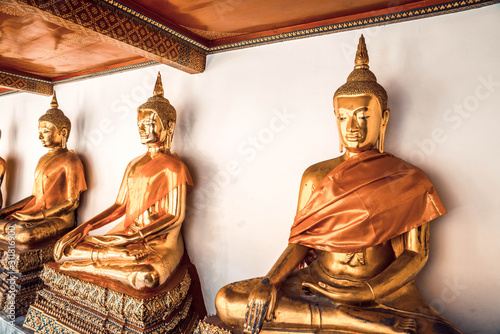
[4, 0, 206, 74]
[0, 71, 53, 96]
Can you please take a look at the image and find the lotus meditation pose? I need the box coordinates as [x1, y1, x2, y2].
[54, 73, 193, 290]
[0, 93, 86, 247]
[216, 36, 462, 334]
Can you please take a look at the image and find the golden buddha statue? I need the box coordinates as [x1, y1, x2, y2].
[0, 130, 5, 209]
[53, 73, 194, 291]
[215, 36, 462, 334]
[0, 93, 87, 247]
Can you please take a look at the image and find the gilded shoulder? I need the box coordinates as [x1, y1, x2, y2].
[301, 157, 344, 188]
[128, 154, 146, 167]
[163, 153, 190, 175]
[65, 150, 83, 163]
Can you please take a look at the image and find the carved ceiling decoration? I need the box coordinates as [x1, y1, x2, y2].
[0, 0, 498, 95]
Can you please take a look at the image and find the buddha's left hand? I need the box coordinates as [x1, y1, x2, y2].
[302, 280, 375, 304]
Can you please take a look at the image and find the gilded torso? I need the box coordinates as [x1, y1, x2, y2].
[122, 152, 181, 230]
[126, 154, 166, 230]
[310, 243, 396, 286]
[298, 155, 398, 284]
[21, 149, 86, 217]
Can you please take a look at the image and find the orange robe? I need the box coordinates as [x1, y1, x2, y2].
[108, 152, 193, 234]
[289, 150, 446, 253]
[9, 150, 86, 217]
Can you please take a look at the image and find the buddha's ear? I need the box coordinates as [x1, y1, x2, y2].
[381, 108, 390, 127]
[167, 121, 175, 135]
[338, 133, 344, 153]
[378, 108, 390, 153]
[60, 127, 68, 149]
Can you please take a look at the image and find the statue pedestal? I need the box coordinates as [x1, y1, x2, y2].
[24, 262, 204, 334]
[195, 316, 234, 334]
[192, 317, 363, 334]
[0, 245, 54, 316]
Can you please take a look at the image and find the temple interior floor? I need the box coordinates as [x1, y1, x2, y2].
[0, 314, 32, 334]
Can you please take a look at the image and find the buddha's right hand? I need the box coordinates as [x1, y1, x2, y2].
[54, 225, 86, 261]
[243, 278, 277, 334]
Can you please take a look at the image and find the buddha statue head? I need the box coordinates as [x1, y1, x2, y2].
[137, 72, 176, 152]
[333, 35, 390, 154]
[38, 91, 71, 150]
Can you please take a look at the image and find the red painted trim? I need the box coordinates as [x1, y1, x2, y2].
[51, 58, 152, 82]
[113, 0, 210, 46]
[209, 0, 457, 47]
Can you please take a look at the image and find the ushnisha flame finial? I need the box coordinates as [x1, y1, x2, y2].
[333, 35, 388, 110]
[50, 90, 59, 109]
[354, 34, 369, 69]
[153, 72, 164, 97]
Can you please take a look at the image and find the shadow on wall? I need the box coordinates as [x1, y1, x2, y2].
[72, 111, 93, 223]
[74, 153, 91, 226]
[173, 101, 232, 310]
[4, 122, 19, 206]
[3, 157, 18, 208]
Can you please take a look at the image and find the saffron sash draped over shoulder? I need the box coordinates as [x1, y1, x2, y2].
[11, 150, 87, 217]
[289, 150, 446, 253]
[122, 153, 193, 230]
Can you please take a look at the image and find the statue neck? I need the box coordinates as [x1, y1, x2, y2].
[147, 146, 162, 158]
[48, 146, 67, 154]
[344, 147, 376, 160]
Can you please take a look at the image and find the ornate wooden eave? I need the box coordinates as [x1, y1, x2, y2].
[2, 0, 207, 75]
[0, 70, 53, 96]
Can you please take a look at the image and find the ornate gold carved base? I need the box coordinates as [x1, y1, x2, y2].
[191, 317, 332, 334]
[193, 317, 234, 334]
[0, 245, 55, 317]
[0, 244, 55, 273]
[24, 264, 202, 334]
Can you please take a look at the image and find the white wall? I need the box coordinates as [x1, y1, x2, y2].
[1, 5, 500, 332]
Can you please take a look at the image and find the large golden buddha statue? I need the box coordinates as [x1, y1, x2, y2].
[53, 73, 194, 290]
[24, 73, 205, 334]
[0, 93, 86, 247]
[215, 36, 462, 334]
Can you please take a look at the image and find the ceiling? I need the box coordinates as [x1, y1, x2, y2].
[0, 0, 497, 95]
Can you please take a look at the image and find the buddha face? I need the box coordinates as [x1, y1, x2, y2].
[334, 94, 389, 152]
[38, 121, 63, 148]
[137, 110, 166, 146]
